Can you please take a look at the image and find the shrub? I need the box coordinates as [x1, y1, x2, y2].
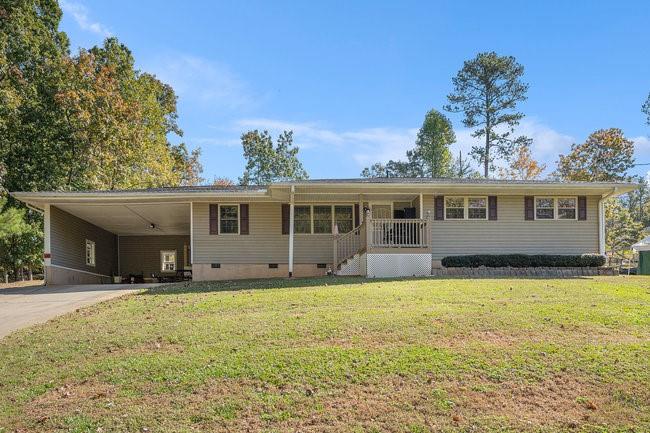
[441, 254, 605, 268]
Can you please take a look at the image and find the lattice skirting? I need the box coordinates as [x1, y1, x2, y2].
[366, 254, 432, 278]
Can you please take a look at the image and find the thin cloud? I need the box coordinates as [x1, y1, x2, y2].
[60, 0, 111, 37]
[146, 54, 258, 111]
[235, 118, 417, 162]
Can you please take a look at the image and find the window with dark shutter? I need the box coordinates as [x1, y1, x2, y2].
[524, 196, 534, 220]
[434, 196, 444, 220]
[209, 204, 218, 234]
[281, 204, 290, 234]
[488, 196, 497, 220]
[577, 196, 587, 220]
[240, 204, 249, 234]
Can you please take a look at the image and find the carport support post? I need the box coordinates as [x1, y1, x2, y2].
[43, 204, 51, 285]
[288, 186, 295, 277]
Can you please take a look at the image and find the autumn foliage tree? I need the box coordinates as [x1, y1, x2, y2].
[498, 144, 546, 180]
[555, 128, 635, 182]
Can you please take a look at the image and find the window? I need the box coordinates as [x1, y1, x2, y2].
[161, 250, 176, 272]
[219, 205, 239, 234]
[535, 197, 577, 220]
[468, 197, 487, 220]
[292, 205, 355, 234]
[445, 197, 487, 220]
[445, 197, 465, 220]
[85, 240, 95, 267]
[558, 197, 577, 220]
[535, 198, 555, 219]
[313, 205, 332, 234]
[294, 206, 312, 234]
[334, 205, 354, 233]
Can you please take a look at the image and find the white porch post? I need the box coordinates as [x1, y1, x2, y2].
[190, 202, 194, 265]
[288, 186, 295, 277]
[419, 193, 423, 218]
[43, 204, 51, 285]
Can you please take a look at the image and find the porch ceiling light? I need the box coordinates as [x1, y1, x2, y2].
[149, 223, 156, 229]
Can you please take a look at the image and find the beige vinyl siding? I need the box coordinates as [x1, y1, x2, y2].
[119, 235, 190, 276]
[424, 195, 600, 260]
[50, 206, 117, 276]
[192, 202, 334, 264]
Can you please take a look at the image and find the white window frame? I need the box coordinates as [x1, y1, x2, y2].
[534, 196, 578, 221]
[160, 250, 177, 272]
[293, 204, 355, 235]
[85, 239, 96, 267]
[218, 204, 240, 235]
[444, 196, 488, 221]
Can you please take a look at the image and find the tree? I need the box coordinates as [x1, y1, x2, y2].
[172, 144, 204, 186]
[555, 128, 635, 182]
[498, 144, 546, 180]
[414, 109, 455, 177]
[643, 92, 650, 125]
[622, 176, 650, 228]
[361, 109, 455, 178]
[213, 177, 235, 186]
[239, 130, 308, 185]
[605, 199, 644, 258]
[445, 52, 531, 177]
[449, 151, 479, 178]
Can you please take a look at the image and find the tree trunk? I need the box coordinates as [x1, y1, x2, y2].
[28, 268, 33, 281]
[4, 273, 8, 284]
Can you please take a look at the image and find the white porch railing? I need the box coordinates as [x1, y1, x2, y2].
[368, 218, 429, 248]
[333, 216, 430, 270]
[333, 220, 366, 268]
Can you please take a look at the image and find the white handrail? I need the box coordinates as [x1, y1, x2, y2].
[333, 221, 366, 268]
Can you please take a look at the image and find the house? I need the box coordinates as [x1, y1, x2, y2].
[10, 178, 637, 284]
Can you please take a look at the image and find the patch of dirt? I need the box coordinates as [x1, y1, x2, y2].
[18, 374, 648, 432]
[0, 280, 44, 290]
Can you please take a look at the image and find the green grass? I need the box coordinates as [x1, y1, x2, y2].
[1, 276, 649, 432]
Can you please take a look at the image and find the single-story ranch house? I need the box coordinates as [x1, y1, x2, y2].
[11, 178, 637, 284]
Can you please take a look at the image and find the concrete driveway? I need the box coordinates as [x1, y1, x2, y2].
[0, 283, 160, 339]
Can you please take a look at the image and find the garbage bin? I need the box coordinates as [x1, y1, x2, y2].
[632, 235, 650, 275]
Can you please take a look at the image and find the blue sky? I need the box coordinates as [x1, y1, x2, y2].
[59, 0, 650, 182]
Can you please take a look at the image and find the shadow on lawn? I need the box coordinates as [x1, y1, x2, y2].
[141, 274, 595, 296]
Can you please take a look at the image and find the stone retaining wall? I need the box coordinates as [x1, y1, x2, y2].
[431, 267, 616, 277]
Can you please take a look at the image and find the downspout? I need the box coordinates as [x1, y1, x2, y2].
[288, 185, 295, 277]
[598, 187, 617, 256]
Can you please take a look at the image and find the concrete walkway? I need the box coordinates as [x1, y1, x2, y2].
[0, 283, 160, 339]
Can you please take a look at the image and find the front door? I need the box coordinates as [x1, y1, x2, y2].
[371, 204, 392, 219]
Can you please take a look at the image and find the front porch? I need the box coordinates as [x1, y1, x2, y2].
[333, 212, 432, 278]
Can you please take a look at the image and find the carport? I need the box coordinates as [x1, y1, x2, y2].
[11, 190, 194, 285]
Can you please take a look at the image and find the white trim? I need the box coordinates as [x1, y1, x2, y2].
[419, 193, 423, 219]
[160, 250, 177, 272]
[190, 202, 194, 264]
[533, 196, 578, 221]
[443, 196, 488, 221]
[217, 203, 240, 235]
[85, 239, 96, 267]
[47, 263, 111, 278]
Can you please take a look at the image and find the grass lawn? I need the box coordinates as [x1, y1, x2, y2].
[1, 276, 649, 432]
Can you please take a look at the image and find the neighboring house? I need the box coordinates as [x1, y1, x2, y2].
[11, 178, 637, 284]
